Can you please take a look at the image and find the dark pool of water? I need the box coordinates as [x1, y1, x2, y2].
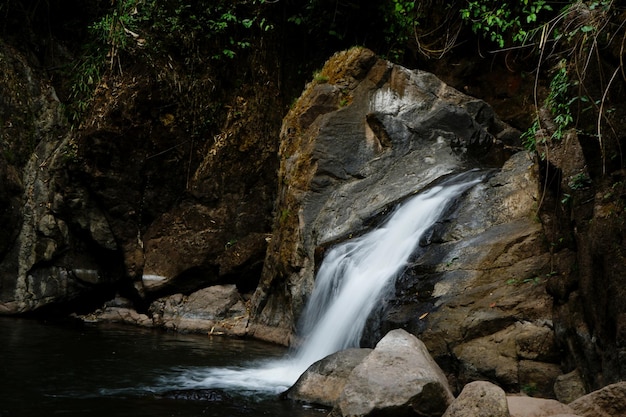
[0, 317, 326, 417]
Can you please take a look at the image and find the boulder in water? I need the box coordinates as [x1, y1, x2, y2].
[330, 329, 454, 417]
[283, 348, 372, 407]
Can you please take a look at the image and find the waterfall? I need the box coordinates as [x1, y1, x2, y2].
[156, 171, 485, 395]
[293, 171, 485, 368]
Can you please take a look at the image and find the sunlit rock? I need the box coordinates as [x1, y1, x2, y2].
[330, 329, 454, 417]
[284, 348, 372, 408]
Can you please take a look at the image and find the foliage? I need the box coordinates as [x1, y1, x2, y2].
[380, 0, 417, 60]
[379, 0, 461, 60]
[517, 0, 624, 175]
[460, 0, 554, 48]
[141, 0, 272, 62]
[545, 60, 575, 140]
[65, 0, 273, 125]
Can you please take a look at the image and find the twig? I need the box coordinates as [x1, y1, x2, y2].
[597, 67, 620, 175]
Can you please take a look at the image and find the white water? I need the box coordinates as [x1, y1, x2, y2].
[157, 171, 484, 395]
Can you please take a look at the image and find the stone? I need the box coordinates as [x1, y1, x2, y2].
[506, 396, 577, 417]
[331, 329, 454, 417]
[284, 348, 372, 407]
[518, 360, 562, 398]
[553, 370, 586, 404]
[442, 381, 510, 417]
[568, 381, 626, 417]
[452, 322, 560, 392]
[88, 307, 153, 327]
[149, 285, 249, 335]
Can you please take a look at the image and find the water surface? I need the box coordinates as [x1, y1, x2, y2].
[0, 317, 325, 417]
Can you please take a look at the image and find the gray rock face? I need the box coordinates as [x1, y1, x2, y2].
[0, 36, 277, 315]
[0, 40, 120, 313]
[284, 348, 372, 407]
[249, 47, 518, 344]
[443, 381, 510, 417]
[330, 329, 454, 417]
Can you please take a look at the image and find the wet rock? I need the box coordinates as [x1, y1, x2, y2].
[250, 46, 521, 344]
[442, 381, 509, 417]
[330, 329, 454, 417]
[284, 348, 372, 407]
[383, 152, 558, 391]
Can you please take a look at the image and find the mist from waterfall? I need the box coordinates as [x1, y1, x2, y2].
[155, 171, 485, 395]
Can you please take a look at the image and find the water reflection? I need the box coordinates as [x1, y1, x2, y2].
[0, 317, 326, 417]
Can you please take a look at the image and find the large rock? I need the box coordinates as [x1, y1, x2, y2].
[284, 348, 372, 407]
[330, 329, 454, 417]
[381, 151, 558, 392]
[553, 370, 586, 404]
[148, 285, 249, 334]
[568, 381, 626, 417]
[249, 46, 520, 344]
[450, 319, 561, 395]
[443, 381, 509, 417]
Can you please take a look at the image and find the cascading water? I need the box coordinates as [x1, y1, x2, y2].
[154, 171, 486, 395]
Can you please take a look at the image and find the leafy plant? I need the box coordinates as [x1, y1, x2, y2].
[460, 0, 554, 48]
[521, 120, 541, 152]
[568, 173, 591, 190]
[141, 0, 272, 62]
[546, 60, 575, 140]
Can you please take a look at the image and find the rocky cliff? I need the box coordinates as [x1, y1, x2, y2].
[0, 36, 281, 314]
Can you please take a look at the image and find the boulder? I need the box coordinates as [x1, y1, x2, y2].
[249, 47, 519, 344]
[442, 381, 509, 417]
[451, 320, 560, 394]
[149, 285, 248, 334]
[506, 396, 577, 417]
[568, 381, 626, 417]
[284, 348, 372, 407]
[330, 329, 454, 417]
[553, 370, 586, 404]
